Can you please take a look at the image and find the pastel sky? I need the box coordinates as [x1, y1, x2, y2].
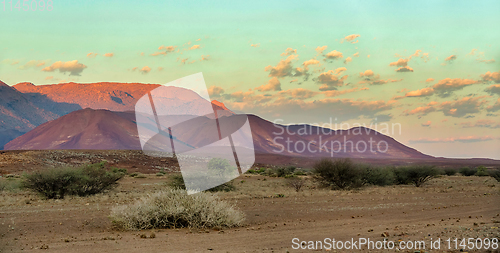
[1, 0, 499, 158]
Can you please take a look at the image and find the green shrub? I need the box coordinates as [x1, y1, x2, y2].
[245, 169, 257, 174]
[293, 170, 307, 176]
[393, 167, 411, 185]
[69, 163, 124, 197]
[112, 168, 128, 175]
[169, 174, 235, 192]
[489, 169, 500, 182]
[313, 158, 364, 190]
[276, 166, 296, 178]
[169, 174, 185, 189]
[109, 188, 245, 230]
[262, 168, 277, 177]
[475, 166, 489, 177]
[22, 168, 79, 199]
[393, 165, 439, 187]
[443, 168, 457, 176]
[22, 163, 124, 199]
[362, 166, 395, 186]
[246, 168, 267, 174]
[208, 158, 236, 178]
[459, 167, 477, 176]
[209, 182, 236, 192]
[128, 172, 148, 178]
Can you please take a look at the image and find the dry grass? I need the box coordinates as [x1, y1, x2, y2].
[109, 188, 245, 230]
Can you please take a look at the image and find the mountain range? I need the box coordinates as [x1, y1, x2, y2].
[1, 80, 431, 159]
[0, 81, 80, 148]
[1, 81, 229, 149]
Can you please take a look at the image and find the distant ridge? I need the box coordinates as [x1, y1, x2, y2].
[5, 109, 141, 150]
[2, 81, 234, 150]
[14, 82, 160, 112]
[0, 81, 72, 148]
[5, 108, 431, 159]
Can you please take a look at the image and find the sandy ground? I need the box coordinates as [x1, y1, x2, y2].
[1, 174, 499, 253]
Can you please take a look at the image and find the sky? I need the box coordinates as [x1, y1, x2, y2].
[1, 0, 499, 158]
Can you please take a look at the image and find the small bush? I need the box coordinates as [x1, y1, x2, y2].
[262, 168, 277, 177]
[245, 169, 257, 174]
[393, 165, 439, 187]
[489, 169, 500, 182]
[276, 166, 296, 178]
[475, 166, 489, 177]
[22, 163, 124, 199]
[154, 168, 168, 177]
[246, 168, 266, 174]
[109, 189, 245, 230]
[212, 181, 236, 192]
[293, 170, 306, 176]
[208, 158, 236, 178]
[256, 168, 266, 174]
[459, 167, 477, 176]
[111, 168, 128, 175]
[362, 167, 395, 186]
[313, 158, 364, 190]
[393, 167, 411, 185]
[443, 168, 457, 176]
[287, 177, 305, 192]
[23, 168, 79, 199]
[169, 174, 186, 189]
[70, 163, 124, 196]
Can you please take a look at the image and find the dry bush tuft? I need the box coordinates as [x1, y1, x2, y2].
[287, 177, 305, 192]
[109, 188, 244, 230]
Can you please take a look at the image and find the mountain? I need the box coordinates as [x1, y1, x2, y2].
[2, 82, 234, 150]
[5, 81, 429, 159]
[245, 115, 431, 159]
[14, 82, 161, 112]
[5, 108, 431, 159]
[4, 109, 141, 150]
[0, 80, 79, 149]
[211, 100, 232, 113]
[14, 81, 235, 116]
